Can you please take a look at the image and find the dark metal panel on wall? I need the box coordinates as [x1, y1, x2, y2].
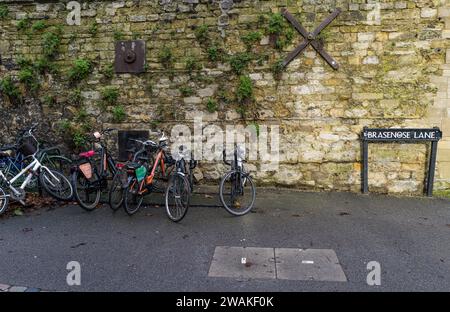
[117, 130, 149, 162]
[114, 40, 146, 74]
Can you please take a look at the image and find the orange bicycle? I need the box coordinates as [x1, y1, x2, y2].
[123, 131, 181, 216]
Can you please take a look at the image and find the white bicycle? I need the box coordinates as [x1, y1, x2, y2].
[0, 124, 73, 215]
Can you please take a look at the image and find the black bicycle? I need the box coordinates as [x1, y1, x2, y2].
[71, 129, 117, 211]
[165, 145, 196, 222]
[219, 145, 256, 216]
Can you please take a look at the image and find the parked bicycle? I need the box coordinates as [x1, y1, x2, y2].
[0, 130, 72, 190]
[165, 145, 196, 222]
[108, 138, 153, 211]
[71, 128, 118, 211]
[0, 124, 74, 215]
[123, 131, 176, 216]
[219, 144, 256, 216]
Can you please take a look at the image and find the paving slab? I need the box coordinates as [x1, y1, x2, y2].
[8, 286, 27, 292]
[275, 248, 347, 282]
[208, 246, 276, 279]
[0, 284, 10, 291]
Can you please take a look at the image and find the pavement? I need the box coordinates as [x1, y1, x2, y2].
[0, 186, 449, 292]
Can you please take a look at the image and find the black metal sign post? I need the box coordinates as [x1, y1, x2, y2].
[361, 127, 442, 197]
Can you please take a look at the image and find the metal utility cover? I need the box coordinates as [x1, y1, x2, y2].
[208, 246, 276, 279]
[115, 40, 146, 73]
[275, 248, 347, 282]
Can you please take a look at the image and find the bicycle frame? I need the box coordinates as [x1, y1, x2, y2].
[136, 149, 166, 194]
[0, 156, 59, 197]
[0, 153, 26, 174]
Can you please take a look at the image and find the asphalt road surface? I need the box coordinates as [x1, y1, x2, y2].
[0, 187, 449, 291]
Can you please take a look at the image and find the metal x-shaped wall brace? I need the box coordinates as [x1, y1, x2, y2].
[281, 8, 341, 70]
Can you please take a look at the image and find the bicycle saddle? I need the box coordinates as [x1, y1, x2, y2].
[79, 150, 95, 158]
[126, 162, 143, 170]
[0, 150, 15, 158]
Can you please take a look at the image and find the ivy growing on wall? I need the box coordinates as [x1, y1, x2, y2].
[0, 5, 9, 19]
[67, 59, 92, 83]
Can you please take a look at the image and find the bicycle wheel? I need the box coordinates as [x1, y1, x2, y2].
[1, 168, 38, 191]
[0, 187, 9, 215]
[42, 155, 72, 178]
[219, 170, 256, 216]
[71, 170, 101, 211]
[39, 168, 74, 201]
[123, 177, 144, 216]
[165, 173, 190, 222]
[108, 170, 125, 211]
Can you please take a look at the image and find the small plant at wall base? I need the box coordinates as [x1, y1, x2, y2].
[58, 119, 91, 149]
[101, 87, 119, 106]
[0, 76, 21, 103]
[267, 13, 294, 51]
[207, 45, 221, 62]
[114, 30, 124, 41]
[180, 86, 194, 97]
[16, 56, 33, 68]
[228, 53, 253, 75]
[236, 74, 254, 104]
[159, 47, 173, 68]
[32, 21, 47, 32]
[68, 89, 83, 105]
[0, 5, 9, 19]
[17, 16, 30, 31]
[147, 83, 154, 96]
[42, 95, 57, 107]
[194, 25, 209, 43]
[271, 59, 284, 80]
[75, 107, 88, 123]
[34, 58, 58, 75]
[72, 130, 87, 148]
[241, 31, 262, 50]
[89, 23, 98, 36]
[101, 64, 114, 79]
[206, 98, 218, 113]
[67, 59, 92, 83]
[111, 105, 126, 123]
[42, 27, 63, 59]
[185, 56, 201, 73]
[18, 68, 40, 93]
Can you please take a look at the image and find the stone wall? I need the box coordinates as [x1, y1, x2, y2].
[0, 0, 449, 195]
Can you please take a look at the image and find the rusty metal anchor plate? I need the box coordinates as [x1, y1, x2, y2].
[114, 40, 146, 74]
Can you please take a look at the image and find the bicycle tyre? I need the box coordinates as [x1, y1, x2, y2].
[108, 170, 125, 211]
[123, 177, 144, 216]
[71, 170, 101, 211]
[39, 168, 74, 201]
[219, 170, 256, 216]
[42, 155, 72, 177]
[0, 187, 9, 215]
[165, 173, 190, 222]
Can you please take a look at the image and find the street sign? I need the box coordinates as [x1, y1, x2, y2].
[362, 128, 442, 142]
[361, 127, 442, 196]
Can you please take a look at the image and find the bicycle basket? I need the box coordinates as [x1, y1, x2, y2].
[135, 165, 147, 182]
[18, 142, 37, 156]
[79, 162, 93, 180]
